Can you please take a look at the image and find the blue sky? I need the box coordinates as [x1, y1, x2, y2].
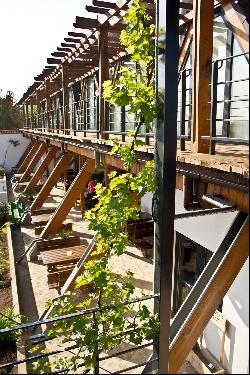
[0, 0, 93, 101]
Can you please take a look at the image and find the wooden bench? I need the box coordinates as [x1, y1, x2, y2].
[35, 222, 72, 236]
[127, 220, 154, 242]
[31, 207, 56, 216]
[47, 265, 75, 290]
[37, 236, 81, 253]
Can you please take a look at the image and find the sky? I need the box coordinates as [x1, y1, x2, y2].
[0, 0, 93, 101]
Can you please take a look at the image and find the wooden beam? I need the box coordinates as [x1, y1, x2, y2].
[65, 38, 82, 44]
[86, 5, 110, 15]
[74, 16, 99, 29]
[30, 153, 75, 211]
[57, 47, 72, 53]
[23, 147, 58, 193]
[179, 23, 193, 71]
[15, 139, 35, 168]
[99, 26, 109, 139]
[68, 32, 87, 38]
[169, 218, 249, 373]
[20, 142, 47, 183]
[92, 0, 117, 9]
[222, 2, 249, 60]
[47, 58, 62, 65]
[61, 43, 77, 49]
[16, 141, 40, 174]
[191, 0, 214, 153]
[52, 52, 67, 58]
[41, 158, 95, 238]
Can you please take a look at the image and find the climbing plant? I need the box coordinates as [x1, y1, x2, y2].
[31, 1, 159, 373]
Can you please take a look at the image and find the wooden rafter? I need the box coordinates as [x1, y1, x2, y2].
[20, 142, 47, 183]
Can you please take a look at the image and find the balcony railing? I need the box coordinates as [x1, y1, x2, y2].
[22, 52, 249, 154]
[0, 295, 158, 374]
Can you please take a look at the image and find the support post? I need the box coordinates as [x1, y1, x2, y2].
[209, 60, 219, 155]
[20, 142, 47, 183]
[45, 79, 51, 132]
[30, 96, 34, 130]
[79, 156, 85, 216]
[16, 142, 40, 174]
[23, 147, 58, 193]
[30, 153, 75, 211]
[25, 102, 29, 128]
[41, 158, 95, 238]
[191, 0, 214, 153]
[98, 26, 109, 139]
[62, 63, 69, 134]
[154, 1, 179, 374]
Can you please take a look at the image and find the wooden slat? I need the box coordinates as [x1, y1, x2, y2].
[23, 147, 58, 193]
[30, 153, 74, 211]
[41, 158, 95, 238]
[20, 142, 47, 183]
[169, 218, 249, 373]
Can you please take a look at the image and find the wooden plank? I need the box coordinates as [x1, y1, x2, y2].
[30, 153, 74, 211]
[169, 218, 249, 373]
[16, 141, 40, 174]
[20, 142, 47, 183]
[41, 158, 95, 238]
[191, 0, 214, 153]
[23, 147, 58, 193]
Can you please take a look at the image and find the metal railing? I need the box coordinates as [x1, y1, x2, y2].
[202, 52, 249, 154]
[0, 294, 159, 374]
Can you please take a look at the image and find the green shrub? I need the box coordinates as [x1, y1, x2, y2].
[0, 166, 5, 178]
[0, 307, 20, 347]
[57, 228, 73, 239]
[0, 202, 10, 224]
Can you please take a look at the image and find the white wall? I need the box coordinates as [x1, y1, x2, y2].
[0, 132, 31, 172]
[204, 259, 249, 374]
[141, 192, 153, 214]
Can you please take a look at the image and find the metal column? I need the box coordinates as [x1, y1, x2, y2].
[153, 0, 179, 373]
